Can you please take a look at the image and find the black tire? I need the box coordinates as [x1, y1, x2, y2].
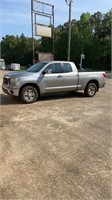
[20, 86, 38, 103]
[84, 83, 97, 97]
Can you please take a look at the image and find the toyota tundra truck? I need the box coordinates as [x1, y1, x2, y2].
[2, 61, 106, 103]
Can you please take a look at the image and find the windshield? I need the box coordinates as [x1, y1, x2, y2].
[27, 62, 48, 73]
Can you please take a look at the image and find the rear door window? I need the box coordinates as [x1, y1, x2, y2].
[63, 63, 72, 73]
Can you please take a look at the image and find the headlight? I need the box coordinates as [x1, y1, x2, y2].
[10, 78, 20, 85]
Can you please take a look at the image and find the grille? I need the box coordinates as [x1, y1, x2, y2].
[3, 77, 10, 85]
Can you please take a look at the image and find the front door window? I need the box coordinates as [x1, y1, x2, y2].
[45, 63, 62, 73]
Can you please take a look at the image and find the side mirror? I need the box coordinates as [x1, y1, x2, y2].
[43, 68, 52, 74]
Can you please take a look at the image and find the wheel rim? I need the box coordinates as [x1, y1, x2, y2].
[88, 85, 96, 96]
[24, 89, 36, 101]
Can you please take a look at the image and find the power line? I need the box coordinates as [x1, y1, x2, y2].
[8, 17, 31, 36]
[6, 8, 31, 35]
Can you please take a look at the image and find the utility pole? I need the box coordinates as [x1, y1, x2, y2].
[65, 0, 72, 61]
[68, 0, 72, 61]
[52, 5, 55, 59]
[31, 0, 35, 64]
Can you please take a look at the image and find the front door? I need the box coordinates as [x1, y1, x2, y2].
[42, 63, 63, 93]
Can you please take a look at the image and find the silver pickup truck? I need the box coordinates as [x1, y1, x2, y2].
[2, 61, 106, 103]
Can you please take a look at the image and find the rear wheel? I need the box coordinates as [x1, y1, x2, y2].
[84, 83, 97, 97]
[20, 86, 38, 103]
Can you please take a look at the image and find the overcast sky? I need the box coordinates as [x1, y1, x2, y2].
[0, 0, 111, 39]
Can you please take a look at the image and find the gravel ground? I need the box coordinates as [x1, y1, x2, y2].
[0, 70, 112, 200]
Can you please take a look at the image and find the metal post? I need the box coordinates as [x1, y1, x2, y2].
[31, 0, 35, 64]
[80, 55, 82, 70]
[67, 0, 72, 61]
[80, 54, 85, 70]
[31, 0, 54, 62]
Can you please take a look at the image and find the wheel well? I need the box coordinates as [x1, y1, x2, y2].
[86, 80, 99, 92]
[19, 83, 40, 97]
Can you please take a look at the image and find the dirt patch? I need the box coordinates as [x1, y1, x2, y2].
[0, 71, 112, 200]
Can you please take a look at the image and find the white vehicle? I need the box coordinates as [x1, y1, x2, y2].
[11, 63, 20, 71]
[1, 65, 6, 70]
[0, 59, 5, 70]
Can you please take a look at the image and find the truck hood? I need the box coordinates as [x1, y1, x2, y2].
[5, 71, 34, 78]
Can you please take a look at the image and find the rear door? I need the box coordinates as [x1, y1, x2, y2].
[62, 62, 78, 91]
[42, 62, 63, 93]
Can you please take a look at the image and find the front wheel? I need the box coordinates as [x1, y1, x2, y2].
[20, 86, 38, 103]
[84, 83, 97, 97]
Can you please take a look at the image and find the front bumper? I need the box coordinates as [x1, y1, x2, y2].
[2, 85, 19, 96]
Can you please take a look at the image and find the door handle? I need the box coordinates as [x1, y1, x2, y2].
[57, 75, 62, 78]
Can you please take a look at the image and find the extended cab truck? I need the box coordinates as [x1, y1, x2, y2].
[2, 61, 106, 103]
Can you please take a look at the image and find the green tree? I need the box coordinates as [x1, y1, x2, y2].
[1, 34, 40, 66]
[1, 11, 110, 70]
[40, 37, 53, 53]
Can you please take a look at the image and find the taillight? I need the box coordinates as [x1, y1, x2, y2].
[103, 73, 107, 78]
